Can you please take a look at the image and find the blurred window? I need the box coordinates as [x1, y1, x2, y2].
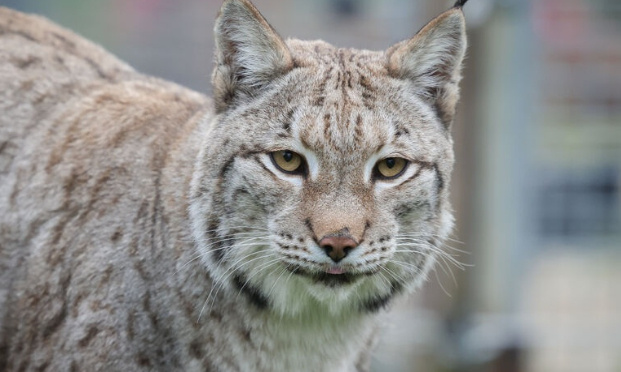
[533, 0, 621, 244]
[538, 167, 620, 239]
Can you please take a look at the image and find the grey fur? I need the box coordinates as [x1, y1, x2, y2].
[0, 1, 467, 370]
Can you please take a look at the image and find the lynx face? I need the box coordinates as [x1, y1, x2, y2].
[190, 0, 466, 316]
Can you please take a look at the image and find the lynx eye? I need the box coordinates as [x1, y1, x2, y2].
[270, 150, 304, 174]
[374, 157, 408, 179]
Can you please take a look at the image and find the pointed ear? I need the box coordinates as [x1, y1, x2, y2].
[386, 8, 467, 129]
[212, 0, 294, 112]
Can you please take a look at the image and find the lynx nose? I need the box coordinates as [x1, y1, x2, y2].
[319, 235, 358, 263]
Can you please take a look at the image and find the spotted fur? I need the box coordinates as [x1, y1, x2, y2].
[0, 1, 467, 371]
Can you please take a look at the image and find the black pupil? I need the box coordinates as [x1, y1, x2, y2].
[385, 158, 396, 169]
[282, 151, 293, 162]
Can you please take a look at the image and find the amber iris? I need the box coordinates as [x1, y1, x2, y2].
[271, 150, 304, 174]
[375, 157, 408, 179]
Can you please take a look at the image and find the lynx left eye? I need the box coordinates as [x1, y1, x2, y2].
[374, 157, 408, 179]
[270, 150, 305, 174]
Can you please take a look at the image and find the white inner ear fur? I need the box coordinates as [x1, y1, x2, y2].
[212, 0, 293, 112]
[387, 10, 466, 98]
[399, 30, 465, 91]
[216, 9, 289, 87]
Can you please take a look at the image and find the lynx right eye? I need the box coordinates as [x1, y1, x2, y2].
[270, 150, 305, 175]
[374, 157, 408, 179]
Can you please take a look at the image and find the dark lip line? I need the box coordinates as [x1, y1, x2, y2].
[285, 264, 379, 286]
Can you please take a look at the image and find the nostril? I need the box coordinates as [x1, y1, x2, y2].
[318, 235, 358, 263]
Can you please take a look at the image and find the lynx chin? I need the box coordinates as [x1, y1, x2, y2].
[0, 0, 468, 370]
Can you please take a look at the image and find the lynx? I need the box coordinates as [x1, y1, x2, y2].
[0, 0, 468, 370]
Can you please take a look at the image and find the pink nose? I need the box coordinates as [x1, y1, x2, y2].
[318, 235, 358, 263]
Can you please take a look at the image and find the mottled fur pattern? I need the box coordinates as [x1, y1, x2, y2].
[0, 1, 467, 371]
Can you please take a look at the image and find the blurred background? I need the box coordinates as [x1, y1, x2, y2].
[2, 0, 619, 371]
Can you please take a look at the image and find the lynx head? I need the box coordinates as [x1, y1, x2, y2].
[190, 0, 467, 317]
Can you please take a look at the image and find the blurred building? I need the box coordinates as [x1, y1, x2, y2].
[451, 0, 621, 371]
[1, 0, 619, 371]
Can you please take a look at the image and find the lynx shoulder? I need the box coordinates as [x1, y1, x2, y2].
[0, 1, 467, 371]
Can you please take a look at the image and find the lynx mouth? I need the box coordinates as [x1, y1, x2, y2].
[286, 265, 376, 287]
[326, 266, 345, 275]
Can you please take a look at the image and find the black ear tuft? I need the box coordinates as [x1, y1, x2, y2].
[453, 0, 469, 8]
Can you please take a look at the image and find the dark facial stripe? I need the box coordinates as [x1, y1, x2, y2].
[41, 272, 72, 339]
[402, 161, 428, 185]
[206, 152, 262, 264]
[206, 219, 226, 263]
[304, 218, 317, 241]
[432, 162, 444, 192]
[392, 160, 433, 190]
[323, 113, 331, 138]
[396, 161, 444, 213]
[359, 280, 403, 313]
[358, 74, 376, 110]
[394, 200, 432, 219]
[218, 156, 236, 178]
[432, 162, 444, 212]
[253, 155, 286, 183]
[282, 108, 295, 133]
[354, 114, 364, 143]
[392, 120, 410, 138]
[232, 273, 269, 310]
[313, 66, 332, 107]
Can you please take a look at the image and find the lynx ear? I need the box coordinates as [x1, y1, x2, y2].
[386, 7, 467, 129]
[212, 0, 294, 112]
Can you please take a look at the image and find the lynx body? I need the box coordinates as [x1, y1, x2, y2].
[0, 1, 467, 370]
